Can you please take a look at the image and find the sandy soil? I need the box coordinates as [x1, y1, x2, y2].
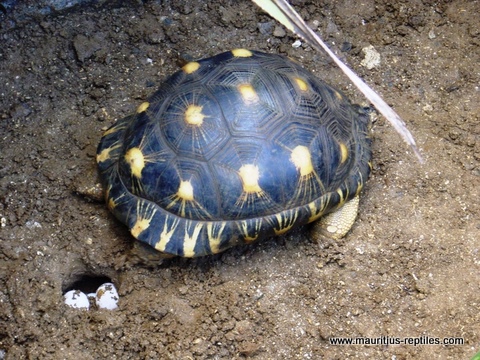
[1, 0, 479, 359]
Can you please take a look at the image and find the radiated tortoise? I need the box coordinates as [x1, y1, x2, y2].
[96, 49, 372, 258]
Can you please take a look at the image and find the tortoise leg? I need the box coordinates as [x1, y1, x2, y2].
[313, 195, 360, 240]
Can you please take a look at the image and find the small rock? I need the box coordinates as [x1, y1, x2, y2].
[273, 26, 286, 38]
[292, 39, 302, 48]
[360, 45, 381, 69]
[26, 220, 42, 229]
[258, 22, 273, 35]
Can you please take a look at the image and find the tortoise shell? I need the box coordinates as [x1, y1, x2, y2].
[96, 49, 371, 257]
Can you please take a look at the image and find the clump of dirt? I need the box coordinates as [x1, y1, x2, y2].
[0, 0, 479, 359]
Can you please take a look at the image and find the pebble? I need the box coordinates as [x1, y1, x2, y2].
[360, 45, 381, 69]
[64, 290, 90, 310]
[273, 25, 286, 38]
[292, 39, 302, 48]
[64, 283, 119, 310]
[257, 21, 274, 35]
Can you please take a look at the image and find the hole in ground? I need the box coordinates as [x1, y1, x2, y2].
[63, 274, 113, 294]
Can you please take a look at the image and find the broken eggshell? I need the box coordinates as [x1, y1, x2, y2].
[95, 282, 119, 310]
[64, 290, 90, 310]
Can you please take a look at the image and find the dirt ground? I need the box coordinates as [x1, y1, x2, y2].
[1, 0, 479, 359]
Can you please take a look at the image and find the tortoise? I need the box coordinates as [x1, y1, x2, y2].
[96, 49, 371, 258]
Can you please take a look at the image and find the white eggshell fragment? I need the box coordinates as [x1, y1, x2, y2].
[64, 290, 90, 310]
[95, 283, 119, 310]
